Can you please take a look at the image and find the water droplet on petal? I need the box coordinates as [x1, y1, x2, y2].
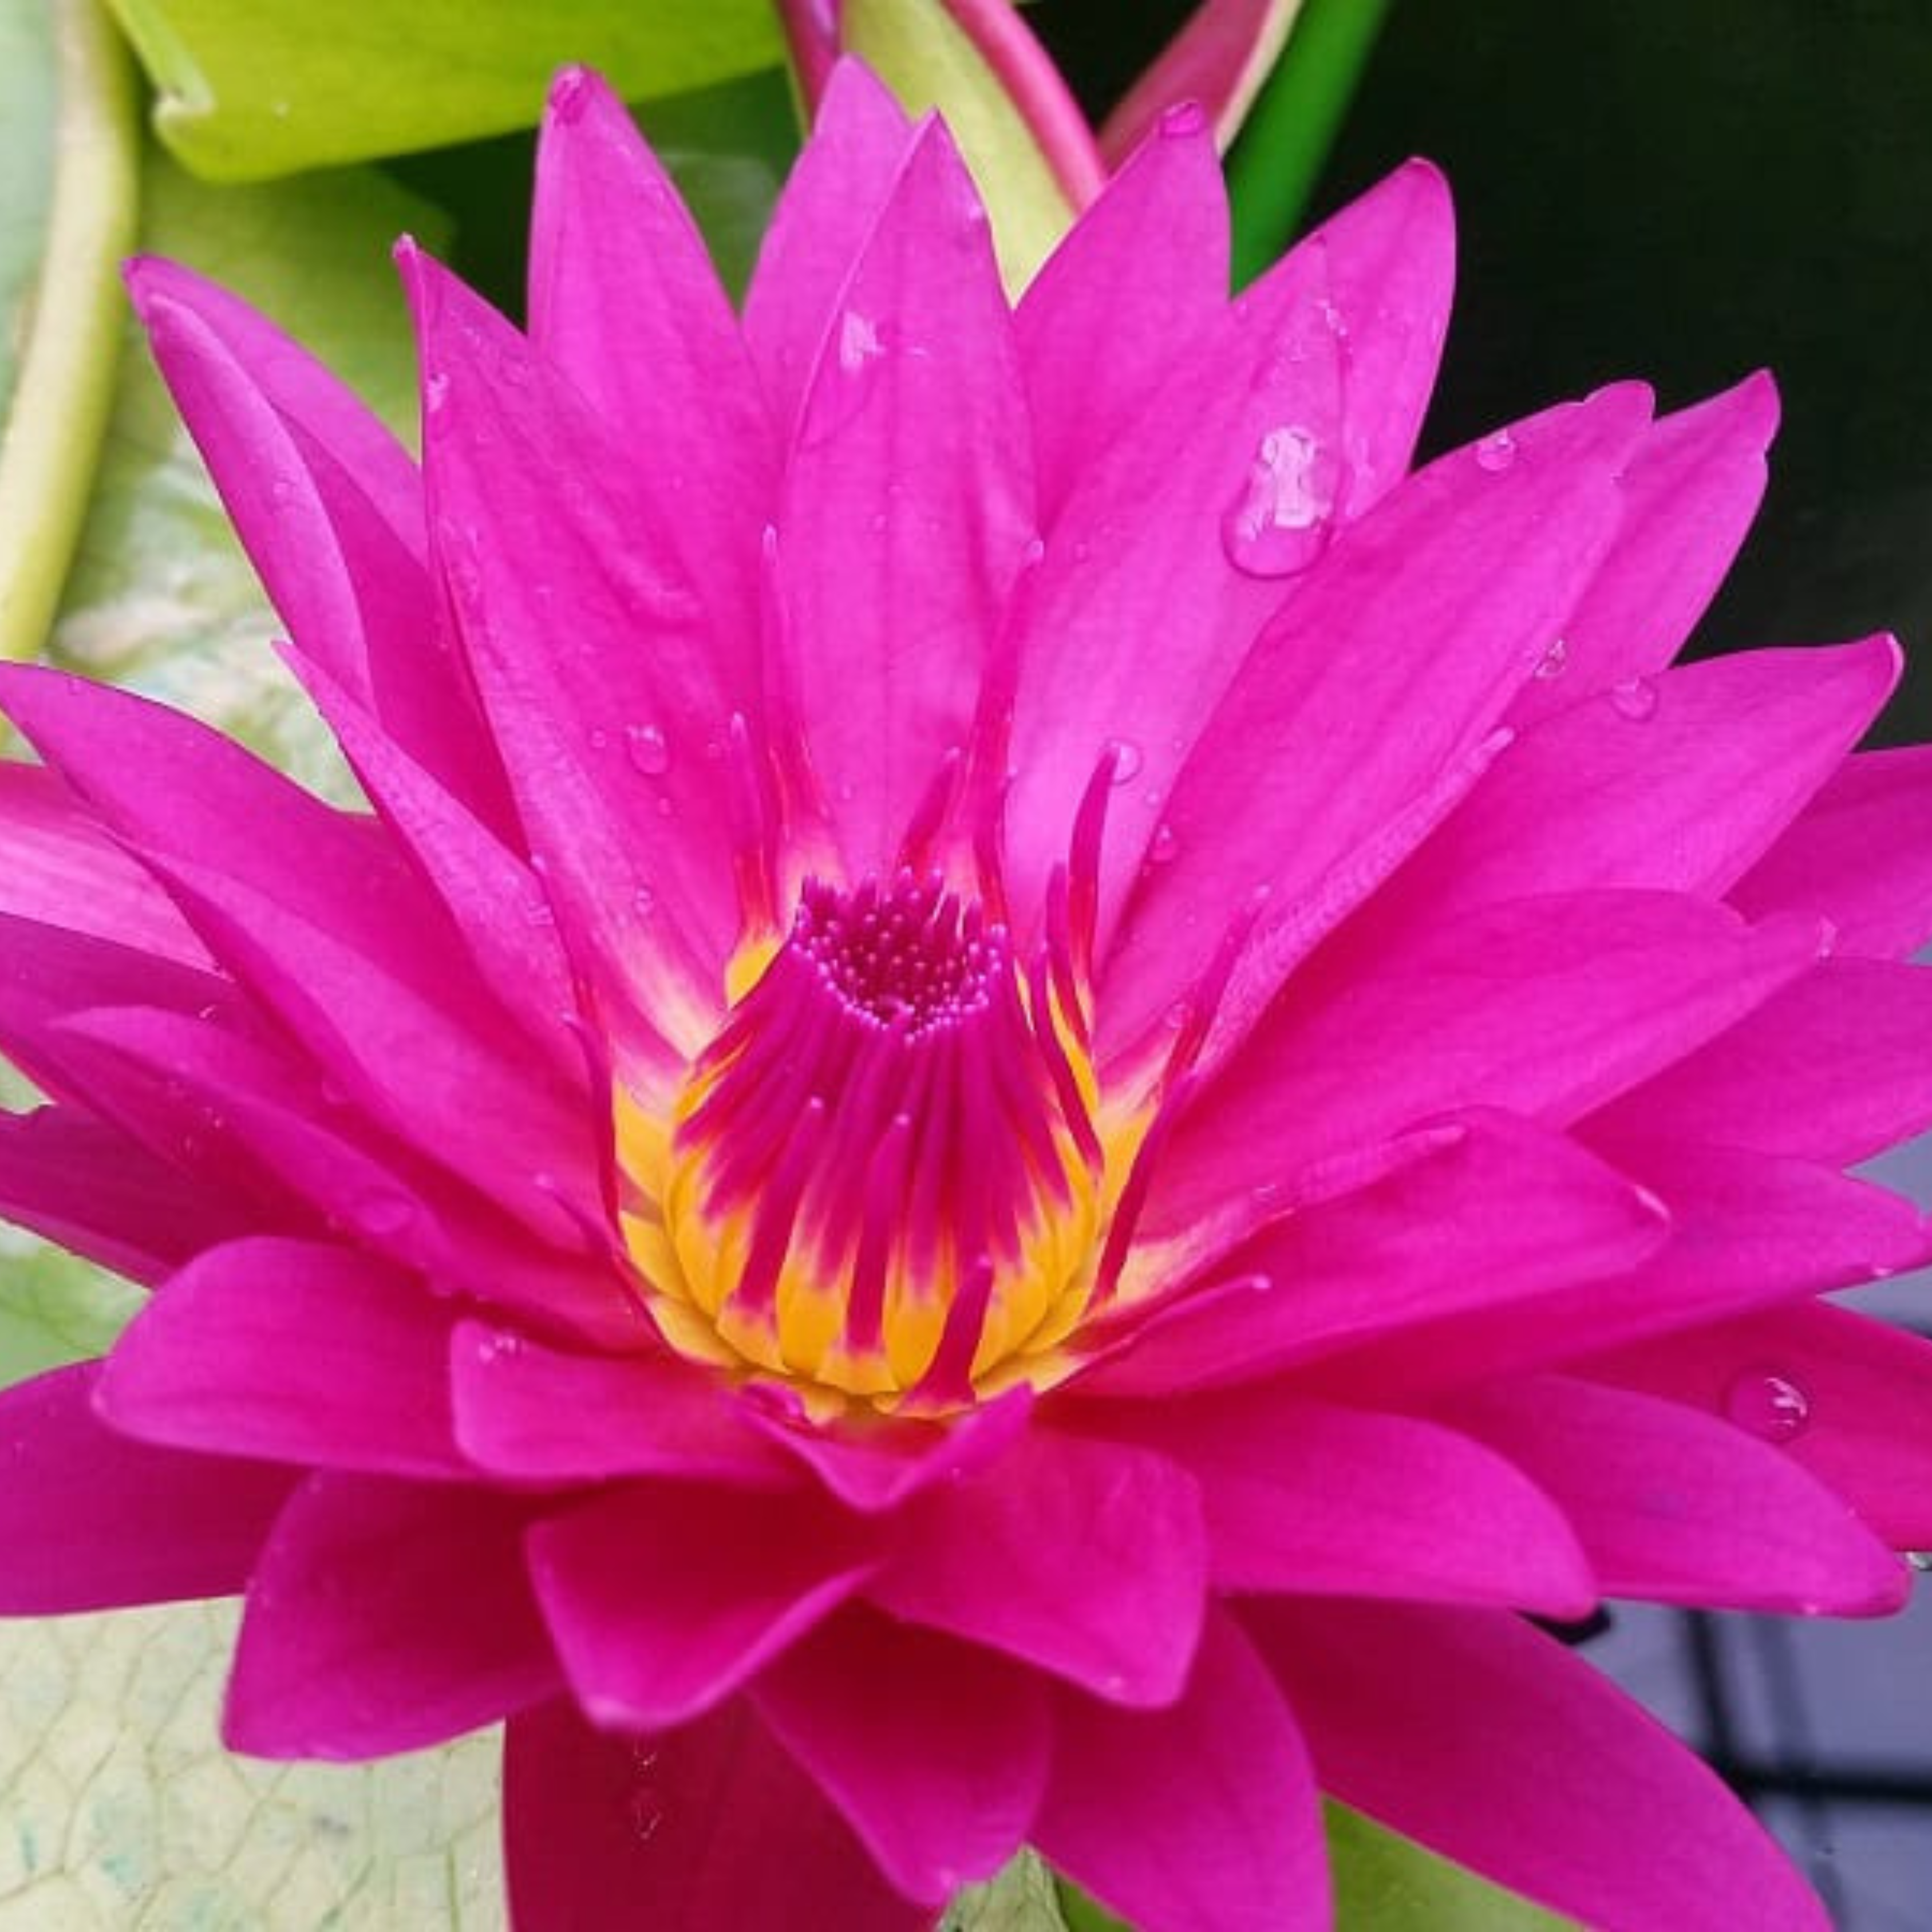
[1105, 738, 1144, 785]
[587, 726, 610, 752]
[1149, 822, 1179, 863]
[1725, 1370, 1811, 1443]
[1907, 1550, 1932, 1573]
[1158, 100, 1208, 139]
[424, 372, 451, 414]
[1475, 428, 1518, 473]
[626, 723, 671, 776]
[838, 309, 884, 374]
[1221, 424, 1342, 580]
[1533, 636, 1570, 681]
[1609, 675, 1658, 721]
[632, 884, 657, 918]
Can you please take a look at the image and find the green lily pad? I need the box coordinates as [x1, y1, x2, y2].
[104, 0, 786, 181]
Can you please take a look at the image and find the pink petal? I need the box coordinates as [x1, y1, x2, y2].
[1152, 890, 1824, 1235]
[1732, 744, 1932, 957]
[1595, 957, 1932, 1164]
[0, 1105, 252, 1283]
[1078, 1387, 1595, 1613]
[529, 69, 773, 683]
[127, 259, 513, 832]
[1249, 1598, 1830, 1932]
[1003, 169, 1449, 945]
[743, 60, 914, 437]
[0, 1361, 295, 1611]
[739, 1380, 1034, 1511]
[1098, 386, 1643, 1064]
[753, 1607, 1051, 1902]
[1510, 372, 1780, 726]
[772, 117, 1035, 874]
[504, 1694, 927, 1932]
[1386, 638, 1900, 918]
[401, 243, 751, 1058]
[530, 1481, 877, 1729]
[1016, 99, 1229, 521]
[1092, 1112, 1664, 1397]
[96, 1236, 467, 1477]
[226, 1473, 558, 1758]
[869, 1424, 1207, 1705]
[451, 1321, 789, 1485]
[1034, 1607, 1327, 1932]
[1439, 1376, 1906, 1614]
[1309, 1136, 1929, 1398]
[1586, 1301, 1932, 1548]
[0, 761, 212, 965]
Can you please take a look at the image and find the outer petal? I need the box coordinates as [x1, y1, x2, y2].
[226, 1473, 558, 1759]
[1438, 1376, 1907, 1615]
[402, 244, 753, 1062]
[96, 1236, 467, 1477]
[1732, 744, 1932, 956]
[753, 1607, 1050, 1903]
[1385, 639, 1899, 917]
[1098, 388, 1642, 1062]
[1585, 1300, 1932, 1548]
[1073, 1387, 1595, 1613]
[1034, 1608, 1328, 1932]
[528, 1481, 878, 1729]
[744, 59, 914, 436]
[1151, 890, 1824, 1236]
[529, 69, 773, 675]
[772, 116, 1035, 874]
[504, 1695, 926, 1932]
[1249, 1599, 1831, 1932]
[0, 1362, 295, 1612]
[451, 1322, 791, 1486]
[868, 1424, 1207, 1706]
[1015, 103, 1229, 520]
[1509, 372, 1779, 725]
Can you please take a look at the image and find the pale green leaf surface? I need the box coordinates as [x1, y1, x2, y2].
[0, 0, 57, 422]
[104, 0, 785, 180]
[1327, 1802, 1579, 1930]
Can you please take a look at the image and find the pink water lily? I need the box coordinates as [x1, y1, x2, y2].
[4, 58, 1932, 1932]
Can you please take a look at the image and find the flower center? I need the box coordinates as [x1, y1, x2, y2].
[614, 871, 1111, 1411]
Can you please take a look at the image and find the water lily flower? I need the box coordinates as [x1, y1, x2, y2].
[5, 57, 1932, 1932]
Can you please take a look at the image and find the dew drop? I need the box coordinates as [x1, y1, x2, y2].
[1149, 822, 1179, 863]
[1533, 636, 1570, 681]
[1474, 428, 1518, 473]
[587, 726, 610, 752]
[424, 372, 451, 414]
[1163, 999, 1191, 1032]
[1158, 100, 1208, 139]
[625, 723, 671, 776]
[1724, 1370, 1811, 1444]
[838, 309, 884, 374]
[1609, 675, 1658, 721]
[1105, 738, 1144, 785]
[632, 884, 657, 918]
[1221, 424, 1342, 580]
[1908, 1550, 1932, 1573]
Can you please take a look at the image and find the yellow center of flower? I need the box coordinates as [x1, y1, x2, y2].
[613, 871, 1135, 1414]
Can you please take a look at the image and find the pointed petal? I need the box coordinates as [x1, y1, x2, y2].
[744, 60, 914, 436]
[1082, 1386, 1595, 1613]
[754, 1607, 1050, 1902]
[773, 117, 1035, 872]
[871, 1425, 1206, 1705]
[1099, 388, 1642, 1062]
[402, 244, 750, 1058]
[504, 1696, 926, 1932]
[530, 69, 773, 668]
[0, 1362, 294, 1612]
[451, 1322, 789, 1485]
[1249, 1598, 1831, 1932]
[1586, 1300, 1932, 1548]
[1510, 372, 1780, 725]
[1595, 957, 1932, 1164]
[96, 1236, 466, 1477]
[1034, 1608, 1328, 1932]
[1015, 93, 1228, 520]
[1440, 1376, 1906, 1614]
[1732, 744, 1932, 957]
[1390, 638, 1899, 916]
[530, 1481, 876, 1730]
[226, 1473, 557, 1758]
[1153, 891, 1824, 1234]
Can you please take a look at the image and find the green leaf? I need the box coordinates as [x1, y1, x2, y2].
[103, 0, 785, 181]
[0, 0, 141, 665]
